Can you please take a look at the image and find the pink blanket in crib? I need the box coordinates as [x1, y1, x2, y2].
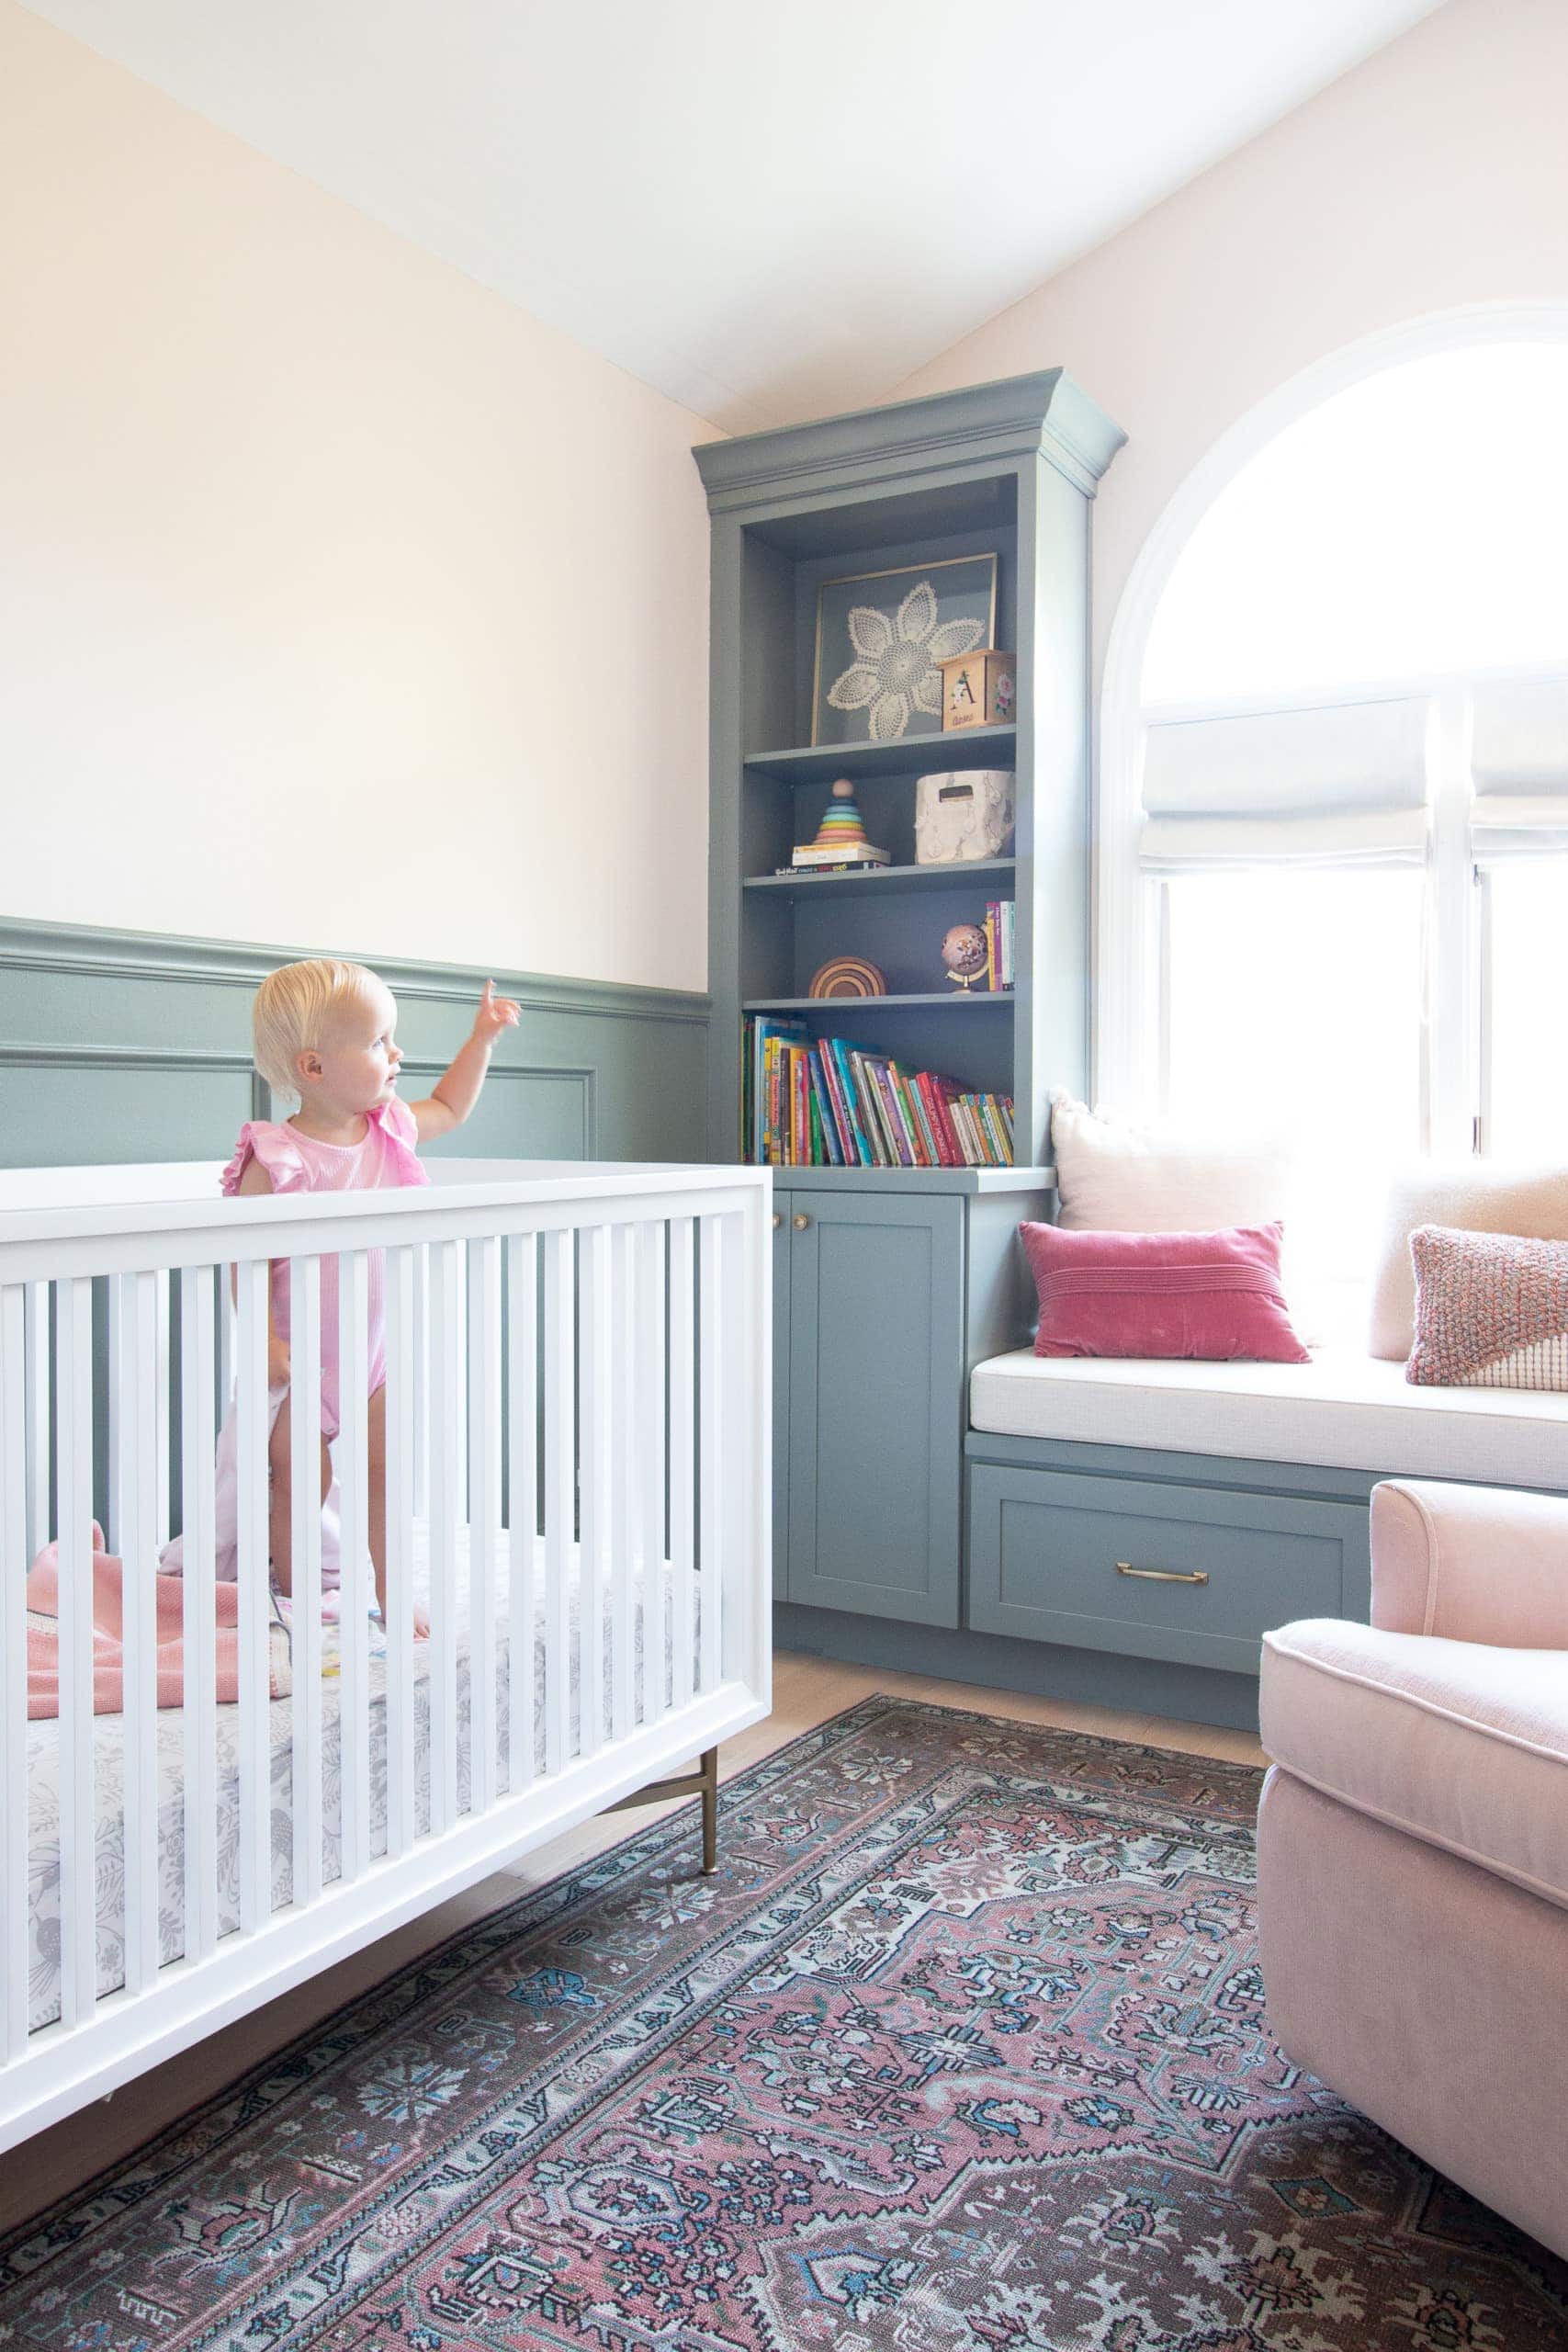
[25, 1525, 288, 1718]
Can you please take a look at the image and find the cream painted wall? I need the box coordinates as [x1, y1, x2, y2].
[893, 0, 1568, 684]
[0, 2, 716, 992]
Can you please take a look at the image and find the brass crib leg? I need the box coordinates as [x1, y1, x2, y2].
[700, 1746, 719, 1876]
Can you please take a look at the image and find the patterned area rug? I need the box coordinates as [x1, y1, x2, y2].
[2, 1697, 1563, 2350]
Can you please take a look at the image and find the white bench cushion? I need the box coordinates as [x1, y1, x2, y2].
[968, 1349, 1568, 1488]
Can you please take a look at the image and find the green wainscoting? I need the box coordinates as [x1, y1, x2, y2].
[0, 919, 709, 1170]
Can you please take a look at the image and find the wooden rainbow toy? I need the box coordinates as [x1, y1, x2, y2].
[808, 956, 888, 999]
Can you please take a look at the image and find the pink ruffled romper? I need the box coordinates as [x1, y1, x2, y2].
[191, 1099, 430, 1589]
[220, 1098, 430, 1437]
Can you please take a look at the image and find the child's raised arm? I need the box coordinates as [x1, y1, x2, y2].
[411, 980, 522, 1141]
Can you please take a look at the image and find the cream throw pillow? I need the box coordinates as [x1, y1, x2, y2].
[1046, 1090, 1299, 1233]
[1368, 1164, 1568, 1361]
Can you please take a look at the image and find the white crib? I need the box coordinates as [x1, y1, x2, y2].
[0, 1156, 771, 2154]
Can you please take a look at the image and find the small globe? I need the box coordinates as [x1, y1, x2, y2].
[941, 922, 988, 984]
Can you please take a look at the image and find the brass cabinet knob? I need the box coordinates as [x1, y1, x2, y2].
[772, 1211, 783, 1229]
[793, 1213, 811, 1231]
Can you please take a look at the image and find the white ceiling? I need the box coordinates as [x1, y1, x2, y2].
[27, 0, 1442, 433]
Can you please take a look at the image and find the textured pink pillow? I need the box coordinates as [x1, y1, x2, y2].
[1020, 1219, 1311, 1363]
[1407, 1225, 1568, 1389]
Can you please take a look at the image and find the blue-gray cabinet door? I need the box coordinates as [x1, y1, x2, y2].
[787, 1192, 964, 1625]
[772, 1193, 792, 1596]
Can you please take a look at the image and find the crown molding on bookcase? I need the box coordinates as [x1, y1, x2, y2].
[0, 918, 709, 1027]
[694, 370, 1127, 506]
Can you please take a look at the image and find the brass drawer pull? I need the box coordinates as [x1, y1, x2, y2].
[793, 1213, 811, 1230]
[1116, 1561, 1209, 1586]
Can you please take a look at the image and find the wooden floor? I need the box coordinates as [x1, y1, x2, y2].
[0, 1653, 1266, 2234]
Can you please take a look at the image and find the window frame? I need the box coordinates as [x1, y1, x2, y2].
[1096, 304, 1568, 1144]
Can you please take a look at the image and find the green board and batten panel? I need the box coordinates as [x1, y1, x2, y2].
[0, 917, 708, 1170]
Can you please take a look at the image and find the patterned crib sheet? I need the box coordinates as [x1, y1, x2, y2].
[25, 1523, 690, 2032]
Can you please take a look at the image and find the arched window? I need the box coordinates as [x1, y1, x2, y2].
[1100, 318, 1568, 1293]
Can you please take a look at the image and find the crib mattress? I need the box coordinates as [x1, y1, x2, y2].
[25, 1522, 692, 2032]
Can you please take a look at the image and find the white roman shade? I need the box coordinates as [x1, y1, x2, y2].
[1469, 677, 1568, 861]
[1139, 696, 1433, 873]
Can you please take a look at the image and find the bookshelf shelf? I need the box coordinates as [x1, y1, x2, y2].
[743, 858, 1016, 903]
[742, 990, 1013, 1013]
[744, 724, 1017, 788]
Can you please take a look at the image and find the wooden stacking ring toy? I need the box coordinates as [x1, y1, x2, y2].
[808, 957, 887, 1000]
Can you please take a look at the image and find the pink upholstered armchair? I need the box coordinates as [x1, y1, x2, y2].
[1258, 1478, 1568, 2260]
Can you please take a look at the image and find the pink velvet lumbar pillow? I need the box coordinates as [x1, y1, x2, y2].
[1020, 1219, 1312, 1363]
[1406, 1224, 1568, 1390]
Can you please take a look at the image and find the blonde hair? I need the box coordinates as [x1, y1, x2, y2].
[252, 959, 390, 1098]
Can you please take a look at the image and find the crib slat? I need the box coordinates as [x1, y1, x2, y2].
[637, 1220, 668, 1729]
[698, 1217, 725, 1698]
[542, 1229, 573, 1778]
[428, 1238, 461, 1833]
[118, 1270, 161, 1995]
[153, 1269, 172, 1549]
[234, 1257, 271, 1936]
[290, 1257, 323, 1906]
[218, 1271, 232, 1417]
[669, 1218, 695, 1712]
[454, 1256, 470, 1527]
[338, 1250, 371, 1883]
[610, 1223, 637, 1744]
[1, 1286, 28, 2057]
[22, 1282, 47, 1571]
[467, 1237, 501, 1813]
[56, 1275, 96, 2027]
[181, 1269, 219, 1962]
[411, 1244, 429, 1521]
[578, 1226, 611, 1758]
[384, 1245, 417, 1858]
[105, 1277, 121, 1555]
[504, 1233, 536, 1795]
[720, 1210, 752, 1689]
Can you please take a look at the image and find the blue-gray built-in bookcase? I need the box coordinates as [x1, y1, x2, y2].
[690, 377, 1128, 1644]
[693, 369, 1125, 1176]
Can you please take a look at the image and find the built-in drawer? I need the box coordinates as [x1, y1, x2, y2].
[966, 1464, 1369, 1675]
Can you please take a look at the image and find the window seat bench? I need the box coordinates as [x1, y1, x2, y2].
[968, 1348, 1568, 1491]
[938, 1350, 1568, 1732]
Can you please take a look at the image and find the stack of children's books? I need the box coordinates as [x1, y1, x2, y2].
[744, 1017, 1015, 1168]
[983, 899, 1015, 991]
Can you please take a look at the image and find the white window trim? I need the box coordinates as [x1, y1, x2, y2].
[1095, 300, 1568, 1120]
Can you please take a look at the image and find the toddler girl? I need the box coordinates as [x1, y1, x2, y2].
[221, 957, 521, 1618]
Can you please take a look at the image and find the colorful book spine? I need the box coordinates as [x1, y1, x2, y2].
[872, 1062, 915, 1165]
[808, 1049, 842, 1165]
[830, 1038, 874, 1165]
[822, 1045, 855, 1163]
[904, 1071, 941, 1168]
[847, 1051, 885, 1163]
[898, 1067, 929, 1166]
[916, 1072, 955, 1167]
